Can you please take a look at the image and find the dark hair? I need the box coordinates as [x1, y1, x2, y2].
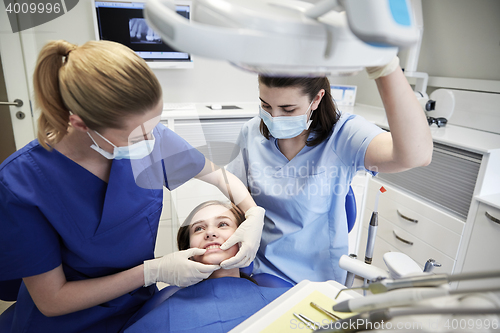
[177, 200, 245, 251]
[258, 75, 341, 147]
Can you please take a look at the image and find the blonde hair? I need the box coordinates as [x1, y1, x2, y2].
[33, 40, 162, 150]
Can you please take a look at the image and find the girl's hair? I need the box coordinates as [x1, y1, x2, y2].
[176, 201, 256, 284]
[258, 75, 341, 146]
[177, 200, 245, 251]
[33, 40, 162, 150]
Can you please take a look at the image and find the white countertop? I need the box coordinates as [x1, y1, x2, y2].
[161, 102, 259, 120]
[345, 104, 500, 155]
[161, 102, 500, 154]
[476, 194, 500, 210]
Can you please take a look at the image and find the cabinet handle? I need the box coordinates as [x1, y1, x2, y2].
[393, 230, 414, 245]
[397, 210, 418, 223]
[485, 211, 500, 225]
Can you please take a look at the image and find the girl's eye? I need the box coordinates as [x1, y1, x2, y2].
[219, 221, 230, 227]
[193, 226, 203, 232]
[283, 109, 295, 113]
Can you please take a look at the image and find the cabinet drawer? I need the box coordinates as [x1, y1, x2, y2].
[364, 178, 463, 259]
[458, 203, 500, 289]
[361, 213, 455, 275]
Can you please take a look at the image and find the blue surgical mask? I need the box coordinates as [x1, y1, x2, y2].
[87, 130, 155, 160]
[259, 100, 314, 139]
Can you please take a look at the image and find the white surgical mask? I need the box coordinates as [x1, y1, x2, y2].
[87, 130, 155, 160]
[259, 100, 314, 139]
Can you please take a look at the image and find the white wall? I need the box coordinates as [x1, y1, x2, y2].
[21, 0, 259, 105]
[15, 0, 500, 108]
[330, 0, 500, 108]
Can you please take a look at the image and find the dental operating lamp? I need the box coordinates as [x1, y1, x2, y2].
[144, 0, 420, 76]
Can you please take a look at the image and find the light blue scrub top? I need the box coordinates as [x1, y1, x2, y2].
[227, 112, 384, 284]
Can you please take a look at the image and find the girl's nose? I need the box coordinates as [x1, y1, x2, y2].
[204, 228, 217, 239]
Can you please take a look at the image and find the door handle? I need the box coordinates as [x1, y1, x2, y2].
[393, 230, 414, 245]
[397, 209, 418, 223]
[485, 211, 500, 225]
[0, 99, 23, 107]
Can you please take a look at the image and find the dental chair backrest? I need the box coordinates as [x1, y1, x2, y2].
[346, 185, 356, 233]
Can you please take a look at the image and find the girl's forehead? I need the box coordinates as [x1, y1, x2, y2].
[191, 205, 234, 224]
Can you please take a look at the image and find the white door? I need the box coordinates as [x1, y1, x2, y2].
[0, 4, 36, 163]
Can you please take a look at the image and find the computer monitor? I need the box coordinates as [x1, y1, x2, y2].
[93, 0, 193, 69]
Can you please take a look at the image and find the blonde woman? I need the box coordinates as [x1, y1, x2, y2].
[0, 40, 264, 333]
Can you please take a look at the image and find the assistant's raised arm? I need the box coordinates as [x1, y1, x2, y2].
[364, 57, 433, 174]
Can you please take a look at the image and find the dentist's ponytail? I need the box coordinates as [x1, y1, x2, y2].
[34, 40, 76, 150]
[33, 40, 162, 150]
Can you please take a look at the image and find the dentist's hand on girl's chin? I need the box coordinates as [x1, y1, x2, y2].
[144, 248, 220, 288]
[219, 206, 265, 269]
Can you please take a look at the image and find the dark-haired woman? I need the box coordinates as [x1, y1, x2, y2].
[227, 58, 433, 285]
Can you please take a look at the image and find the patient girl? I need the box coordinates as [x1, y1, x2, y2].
[177, 200, 249, 279]
[123, 201, 289, 333]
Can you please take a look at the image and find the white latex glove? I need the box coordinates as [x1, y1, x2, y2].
[219, 206, 265, 269]
[366, 56, 400, 80]
[144, 248, 220, 287]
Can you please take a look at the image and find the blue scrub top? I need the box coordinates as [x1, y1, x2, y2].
[227, 112, 384, 284]
[124, 277, 289, 333]
[0, 124, 205, 333]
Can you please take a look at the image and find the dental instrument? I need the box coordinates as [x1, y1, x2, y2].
[310, 302, 341, 321]
[313, 307, 500, 333]
[335, 270, 500, 299]
[333, 286, 500, 313]
[144, 0, 419, 76]
[365, 186, 386, 265]
[294, 312, 317, 330]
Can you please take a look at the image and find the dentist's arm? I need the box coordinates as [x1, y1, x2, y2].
[24, 248, 219, 317]
[195, 157, 257, 212]
[195, 158, 265, 269]
[364, 57, 433, 173]
[23, 264, 145, 317]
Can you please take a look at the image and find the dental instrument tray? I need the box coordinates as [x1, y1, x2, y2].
[230, 280, 361, 332]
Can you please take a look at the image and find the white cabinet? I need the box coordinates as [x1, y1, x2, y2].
[359, 177, 463, 275]
[458, 202, 500, 289]
[350, 101, 500, 286]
